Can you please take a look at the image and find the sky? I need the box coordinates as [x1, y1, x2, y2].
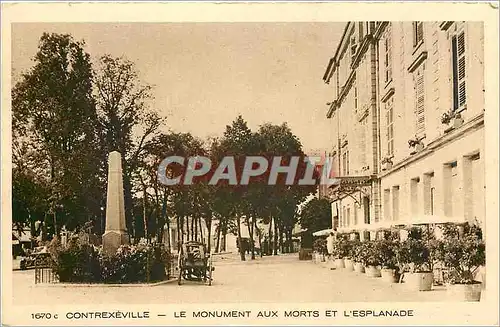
[12, 23, 342, 153]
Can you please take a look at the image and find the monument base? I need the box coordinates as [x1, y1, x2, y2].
[102, 230, 129, 255]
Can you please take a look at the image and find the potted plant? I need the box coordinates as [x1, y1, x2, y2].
[381, 157, 393, 171]
[442, 223, 485, 301]
[364, 241, 382, 278]
[378, 239, 399, 283]
[353, 241, 367, 273]
[343, 240, 355, 271]
[313, 238, 327, 264]
[441, 109, 464, 132]
[331, 239, 346, 269]
[396, 235, 433, 291]
[408, 137, 424, 155]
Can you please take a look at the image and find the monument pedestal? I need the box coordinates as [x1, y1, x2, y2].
[102, 151, 129, 255]
[102, 230, 129, 255]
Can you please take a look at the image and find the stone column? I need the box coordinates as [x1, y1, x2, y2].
[102, 151, 129, 255]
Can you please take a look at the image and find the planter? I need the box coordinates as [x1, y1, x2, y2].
[404, 272, 433, 291]
[381, 162, 393, 171]
[353, 262, 365, 273]
[381, 268, 398, 283]
[453, 116, 464, 128]
[365, 265, 382, 278]
[344, 258, 354, 271]
[335, 258, 345, 269]
[446, 283, 482, 302]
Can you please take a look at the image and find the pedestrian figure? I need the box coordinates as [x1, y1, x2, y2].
[326, 231, 335, 268]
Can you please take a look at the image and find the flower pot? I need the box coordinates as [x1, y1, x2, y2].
[335, 258, 345, 269]
[453, 117, 464, 129]
[366, 265, 382, 278]
[381, 268, 398, 283]
[446, 283, 482, 302]
[381, 162, 393, 171]
[405, 272, 433, 291]
[353, 262, 365, 273]
[344, 258, 354, 271]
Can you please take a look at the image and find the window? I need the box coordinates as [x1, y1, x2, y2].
[411, 177, 420, 216]
[413, 21, 424, 47]
[392, 186, 400, 221]
[423, 172, 435, 215]
[346, 150, 350, 175]
[385, 97, 394, 156]
[384, 189, 391, 221]
[358, 22, 364, 40]
[342, 148, 350, 176]
[350, 36, 357, 62]
[354, 84, 358, 110]
[452, 31, 467, 111]
[384, 25, 393, 83]
[353, 205, 358, 225]
[347, 208, 351, 226]
[363, 196, 370, 224]
[414, 69, 425, 136]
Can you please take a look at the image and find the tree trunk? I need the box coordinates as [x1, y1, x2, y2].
[247, 216, 255, 260]
[206, 219, 211, 253]
[254, 219, 263, 257]
[222, 220, 227, 252]
[199, 218, 204, 243]
[194, 216, 198, 241]
[161, 193, 170, 250]
[215, 222, 221, 253]
[273, 219, 278, 255]
[186, 216, 190, 241]
[236, 215, 245, 261]
[268, 218, 273, 255]
[279, 224, 284, 254]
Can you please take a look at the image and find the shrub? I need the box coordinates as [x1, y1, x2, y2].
[396, 238, 431, 273]
[364, 241, 382, 267]
[50, 238, 101, 283]
[442, 223, 485, 284]
[313, 238, 327, 255]
[378, 239, 398, 269]
[51, 241, 170, 284]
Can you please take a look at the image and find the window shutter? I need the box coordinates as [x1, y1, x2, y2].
[417, 22, 424, 44]
[457, 32, 467, 107]
[415, 72, 425, 135]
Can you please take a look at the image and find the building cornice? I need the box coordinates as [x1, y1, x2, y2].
[378, 113, 484, 179]
[337, 70, 356, 105]
[381, 87, 395, 103]
[408, 51, 428, 73]
[439, 21, 454, 31]
[326, 100, 337, 119]
[373, 21, 389, 40]
[351, 34, 372, 70]
[324, 22, 352, 82]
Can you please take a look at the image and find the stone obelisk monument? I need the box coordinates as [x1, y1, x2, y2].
[102, 151, 129, 255]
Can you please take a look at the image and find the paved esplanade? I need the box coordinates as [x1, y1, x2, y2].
[14, 254, 450, 304]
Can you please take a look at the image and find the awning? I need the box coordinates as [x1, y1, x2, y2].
[327, 175, 374, 203]
[313, 229, 333, 237]
[393, 215, 465, 226]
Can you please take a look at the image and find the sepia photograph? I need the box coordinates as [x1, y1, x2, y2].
[2, 2, 499, 326]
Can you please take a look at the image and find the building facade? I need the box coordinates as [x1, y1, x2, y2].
[323, 21, 485, 239]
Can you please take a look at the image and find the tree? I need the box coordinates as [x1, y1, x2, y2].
[299, 198, 332, 233]
[213, 115, 259, 261]
[94, 55, 164, 237]
[12, 33, 103, 236]
[254, 123, 316, 255]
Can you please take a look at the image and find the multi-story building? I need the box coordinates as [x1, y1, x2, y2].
[323, 21, 485, 239]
